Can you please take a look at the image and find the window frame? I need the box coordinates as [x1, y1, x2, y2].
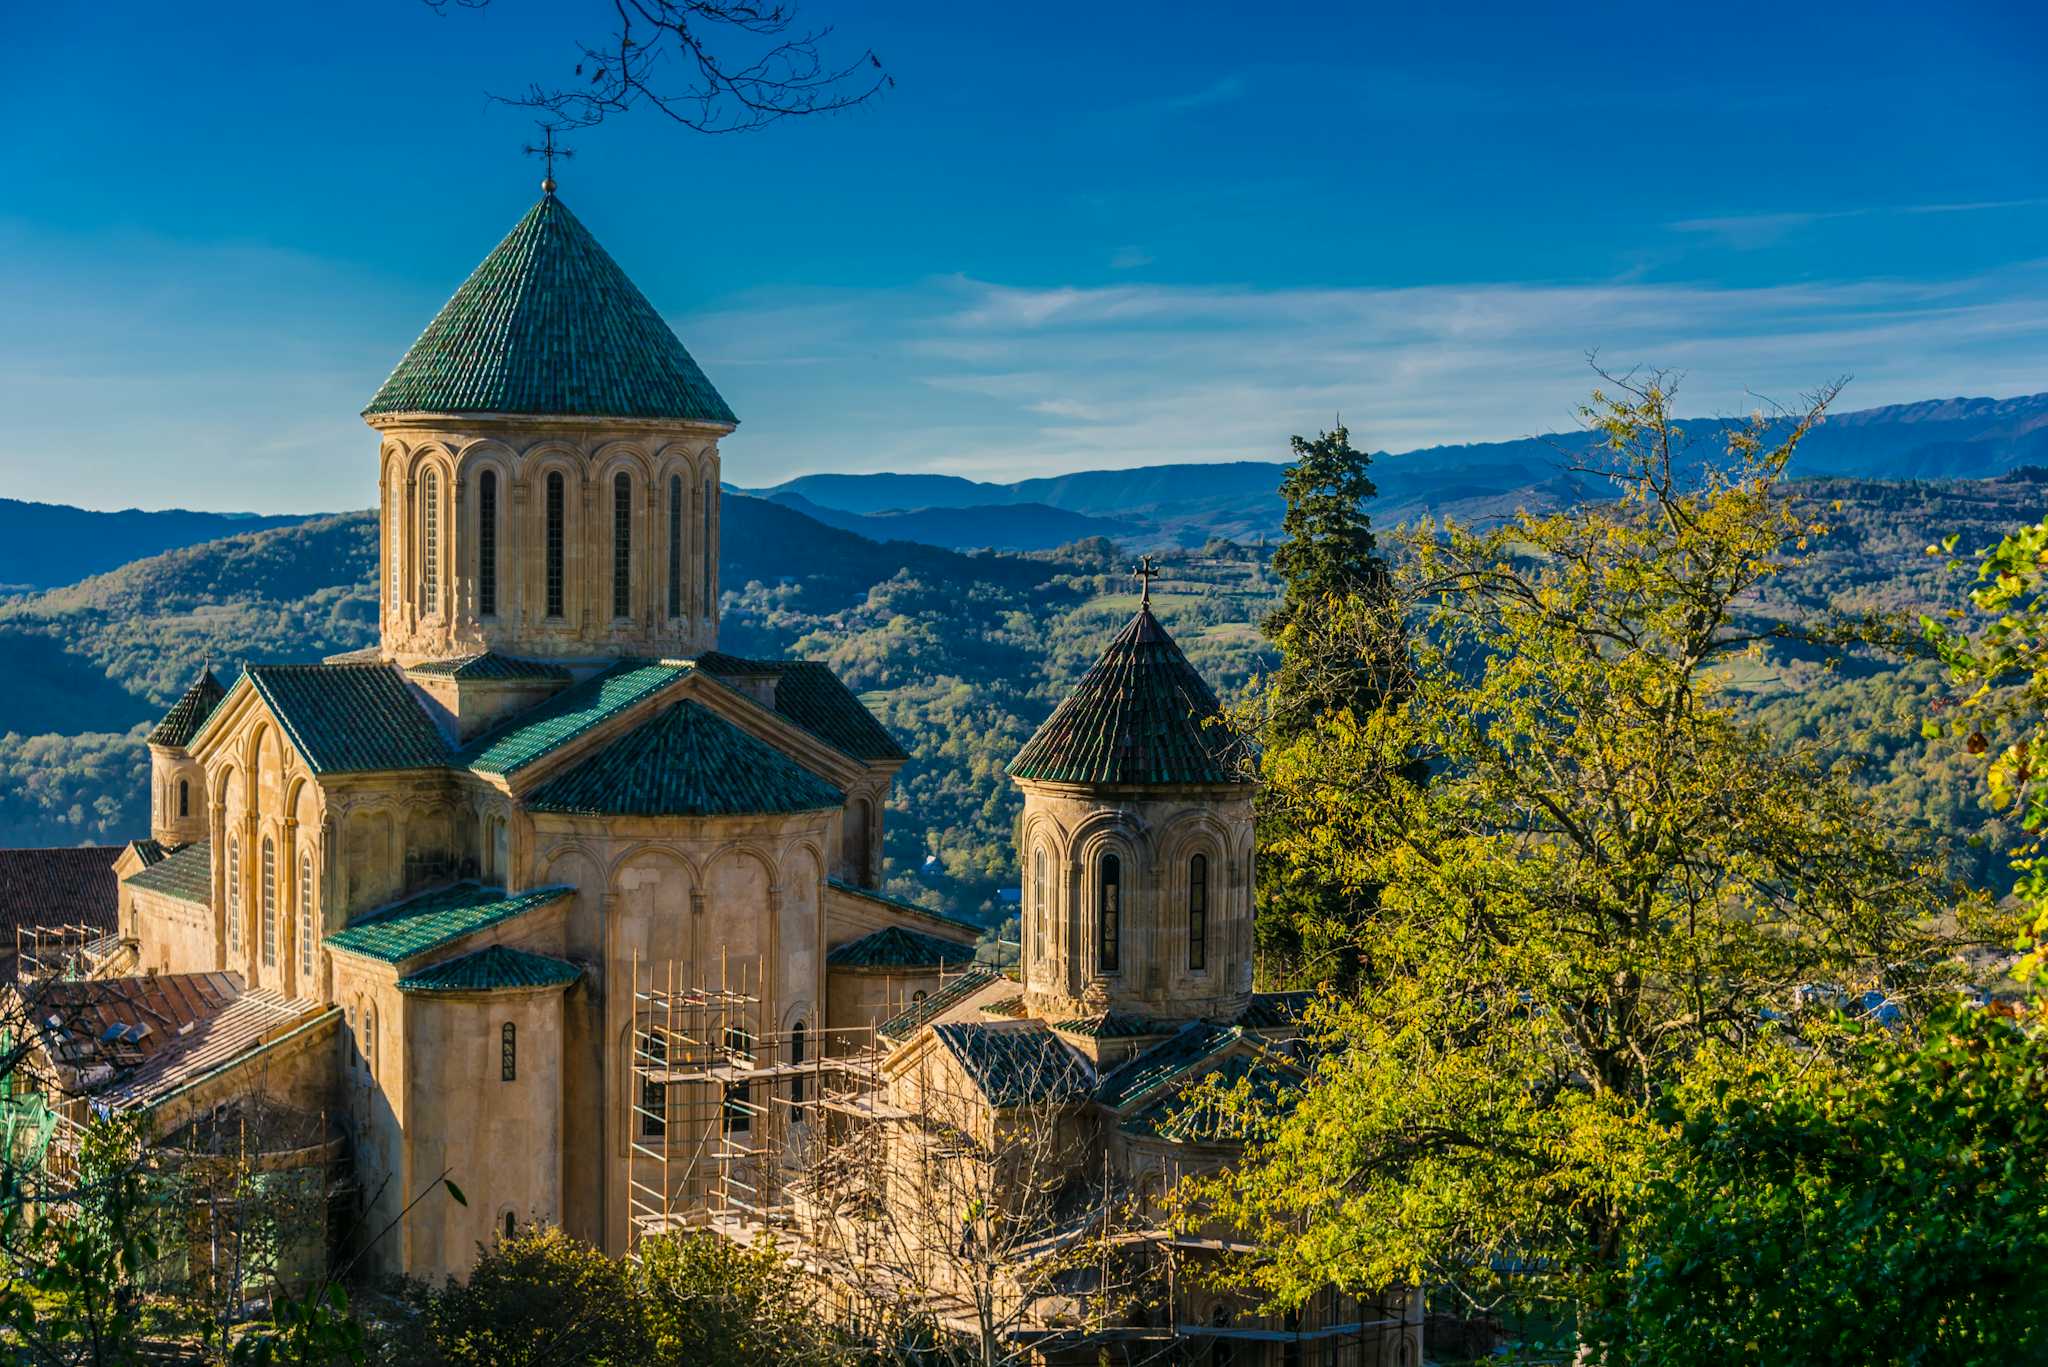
[1188, 852, 1208, 973]
[477, 468, 498, 618]
[544, 471, 566, 619]
[612, 471, 632, 621]
[260, 836, 277, 968]
[501, 1021, 517, 1082]
[1097, 852, 1122, 975]
[667, 474, 683, 620]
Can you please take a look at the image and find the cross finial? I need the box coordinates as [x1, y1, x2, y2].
[523, 125, 574, 195]
[1133, 554, 1158, 609]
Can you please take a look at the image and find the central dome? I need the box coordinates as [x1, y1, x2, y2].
[363, 194, 737, 427]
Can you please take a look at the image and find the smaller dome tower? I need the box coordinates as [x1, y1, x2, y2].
[1008, 598, 1255, 1025]
[146, 665, 225, 847]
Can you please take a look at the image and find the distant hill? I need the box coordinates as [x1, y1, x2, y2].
[764, 491, 1144, 552]
[747, 391, 2048, 544]
[0, 498, 311, 592]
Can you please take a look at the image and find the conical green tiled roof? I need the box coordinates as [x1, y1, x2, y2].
[1009, 605, 1250, 788]
[147, 667, 227, 748]
[363, 194, 737, 426]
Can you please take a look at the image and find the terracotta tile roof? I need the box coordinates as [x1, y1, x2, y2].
[245, 664, 450, 774]
[26, 971, 319, 1111]
[1094, 1020, 1243, 1111]
[825, 878, 985, 937]
[363, 193, 737, 427]
[147, 667, 226, 748]
[0, 847, 121, 946]
[406, 652, 571, 682]
[462, 660, 689, 777]
[397, 945, 581, 994]
[1010, 605, 1251, 788]
[827, 925, 979, 970]
[124, 840, 210, 907]
[324, 882, 572, 964]
[877, 967, 1002, 1043]
[526, 700, 843, 818]
[931, 1021, 1095, 1108]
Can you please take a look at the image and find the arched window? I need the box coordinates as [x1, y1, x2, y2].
[387, 477, 402, 604]
[1032, 846, 1047, 959]
[478, 469, 498, 617]
[545, 471, 566, 618]
[260, 836, 277, 968]
[700, 477, 714, 616]
[501, 1022, 517, 1082]
[667, 475, 683, 620]
[722, 1026, 753, 1134]
[504, 1210, 517, 1241]
[790, 1021, 807, 1106]
[1188, 853, 1208, 972]
[612, 472, 632, 619]
[298, 852, 315, 978]
[420, 469, 440, 610]
[1097, 853, 1121, 974]
[178, 779, 189, 819]
[226, 836, 242, 955]
[640, 1029, 667, 1137]
[362, 1006, 377, 1081]
[912, 990, 927, 1008]
[1210, 1305, 1233, 1367]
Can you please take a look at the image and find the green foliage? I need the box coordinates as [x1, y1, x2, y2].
[1199, 376, 1997, 1317]
[1586, 1010, 2048, 1366]
[636, 1232, 829, 1365]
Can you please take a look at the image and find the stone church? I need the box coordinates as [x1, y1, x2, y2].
[15, 183, 1420, 1360]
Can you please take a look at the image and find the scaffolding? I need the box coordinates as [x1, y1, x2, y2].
[16, 924, 126, 985]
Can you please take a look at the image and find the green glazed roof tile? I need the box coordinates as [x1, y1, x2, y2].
[930, 1022, 1095, 1109]
[125, 840, 211, 907]
[363, 194, 738, 426]
[1094, 1020, 1242, 1111]
[696, 654, 907, 763]
[325, 882, 572, 964]
[876, 967, 1001, 1042]
[1118, 1051, 1297, 1142]
[1049, 1010, 1176, 1040]
[407, 652, 571, 682]
[824, 878, 985, 937]
[462, 661, 689, 777]
[1010, 605, 1251, 788]
[826, 925, 978, 970]
[397, 944, 581, 994]
[244, 665, 451, 774]
[148, 668, 226, 748]
[526, 700, 843, 818]
[1238, 991, 1312, 1030]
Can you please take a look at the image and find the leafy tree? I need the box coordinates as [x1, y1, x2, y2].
[1585, 1009, 2048, 1366]
[1201, 375, 1994, 1322]
[407, 1225, 644, 1367]
[636, 1232, 829, 1365]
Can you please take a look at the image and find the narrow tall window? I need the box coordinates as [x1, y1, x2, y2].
[388, 480, 401, 603]
[545, 472, 565, 618]
[612, 472, 632, 619]
[667, 475, 683, 620]
[723, 1026, 752, 1134]
[421, 470, 439, 611]
[363, 1007, 377, 1081]
[640, 1030, 667, 1137]
[478, 469, 498, 617]
[1097, 853, 1121, 974]
[1188, 853, 1208, 972]
[226, 836, 241, 954]
[501, 1022, 517, 1082]
[178, 780, 189, 819]
[504, 1211, 516, 1240]
[790, 1021, 807, 1106]
[700, 478, 714, 616]
[298, 852, 314, 977]
[261, 837, 277, 968]
[1032, 846, 1047, 958]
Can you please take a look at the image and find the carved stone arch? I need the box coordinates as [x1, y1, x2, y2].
[1019, 807, 1072, 861]
[1069, 807, 1150, 858]
[211, 761, 242, 809]
[403, 441, 458, 484]
[538, 838, 609, 882]
[787, 837, 829, 879]
[378, 439, 409, 479]
[1072, 822, 1140, 981]
[605, 840, 701, 884]
[1156, 808, 1233, 865]
[591, 440, 656, 485]
[453, 437, 520, 480]
[718, 841, 783, 890]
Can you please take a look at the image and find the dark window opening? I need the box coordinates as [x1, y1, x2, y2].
[177, 779, 189, 819]
[478, 470, 498, 617]
[612, 472, 632, 619]
[501, 1021, 516, 1082]
[1189, 853, 1208, 972]
[1097, 853, 1121, 974]
[790, 1021, 807, 1106]
[667, 475, 683, 619]
[723, 1026, 752, 1134]
[545, 472, 565, 618]
[640, 1031, 667, 1138]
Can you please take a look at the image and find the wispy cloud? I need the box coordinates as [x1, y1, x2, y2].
[1121, 73, 1249, 119]
[1671, 198, 2048, 249]
[1109, 245, 1154, 270]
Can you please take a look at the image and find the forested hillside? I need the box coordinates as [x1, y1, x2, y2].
[2, 474, 2041, 922]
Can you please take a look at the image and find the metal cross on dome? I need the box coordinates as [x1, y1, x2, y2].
[1133, 554, 1158, 608]
[524, 125, 575, 194]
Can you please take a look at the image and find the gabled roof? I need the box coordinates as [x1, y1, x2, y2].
[147, 667, 227, 748]
[1094, 1020, 1244, 1111]
[694, 653, 907, 764]
[124, 840, 212, 908]
[363, 193, 737, 427]
[1010, 604, 1251, 788]
[931, 1021, 1095, 1109]
[877, 967, 1002, 1042]
[406, 652, 570, 682]
[1049, 1010, 1176, 1040]
[129, 839, 170, 869]
[827, 925, 979, 970]
[0, 847, 121, 951]
[324, 882, 572, 964]
[825, 878, 986, 938]
[527, 700, 843, 818]
[1118, 1049, 1299, 1142]
[462, 660, 689, 778]
[243, 665, 450, 774]
[396, 945, 581, 994]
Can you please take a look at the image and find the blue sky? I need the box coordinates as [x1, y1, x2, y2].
[5, 0, 2047, 513]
